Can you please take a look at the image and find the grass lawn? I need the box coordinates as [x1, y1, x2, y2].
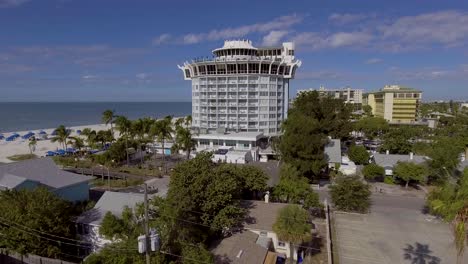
[91, 178, 144, 188]
[7, 154, 38, 161]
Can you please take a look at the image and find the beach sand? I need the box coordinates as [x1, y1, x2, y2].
[0, 124, 113, 163]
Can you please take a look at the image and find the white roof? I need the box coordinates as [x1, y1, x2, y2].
[77, 191, 145, 225]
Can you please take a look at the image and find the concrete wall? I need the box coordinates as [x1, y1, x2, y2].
[54, 181, 90, 202]
[383, 92, 394, 121]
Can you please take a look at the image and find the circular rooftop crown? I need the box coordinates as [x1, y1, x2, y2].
[213, 40, 257, 53]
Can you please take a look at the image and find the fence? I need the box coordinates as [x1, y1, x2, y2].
[324, 199, 334, 264]
[0, 250, 78, 264]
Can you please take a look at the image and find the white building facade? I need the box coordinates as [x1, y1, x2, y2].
[179, 40, 301, 136]
[297, 86, 363, 105]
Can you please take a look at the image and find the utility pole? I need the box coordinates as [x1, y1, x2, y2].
[144, 183, 150, 264]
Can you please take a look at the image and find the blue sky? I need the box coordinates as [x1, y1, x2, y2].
[1, 0, 468, 102]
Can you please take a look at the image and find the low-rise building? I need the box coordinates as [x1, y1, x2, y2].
[324, 139, 342, 169]
[363, 85, 422, 123]
[76, 191, 146, 252]
[373, 152, 427, 176]
[297, 86, 363, 106]
[194, 131, 265, 163]
[0, 157, 92, 202]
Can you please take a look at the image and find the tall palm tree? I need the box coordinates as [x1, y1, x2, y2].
[273, 205, 312, 264]
[28, 137, 37, 154]
[67, 137, 85, 157]
[81, 128, 97, 150]
[150, 116, 173, 173]
[184, 115, 192, 129]
[454, 207, 468, 264]
[102, 109, 116, 136]
[172, 126, 196, 160]
[50, 125, 71, 150]
[115, 116, 132, 165]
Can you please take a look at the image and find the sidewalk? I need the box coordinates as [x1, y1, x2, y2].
[370, 182, 427, 198]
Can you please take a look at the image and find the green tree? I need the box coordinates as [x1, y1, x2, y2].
[394, 161, 428, 188]
[348, 145, 370, 165]
[50, 125, 71, 150]
[427, 169, 468, 263]
[273, 205, 312, 264]
[150, 116, 174, 173]
[381, 128, 414, 154]
[181, 243, 214, 264]
[330, 175, 371, 213]
[99, 211, 126, 240]
[28, 137, 37, 154]
[354, 116, 388, 139]
[362, 163, 385, 180]
[102, 109, 115, 135]
[171, 126, 196, 160]
[279, 91, 351, 180]
[362, 105, 373, 117]
[427, 137, 465, 183]
[273, 164, 322, 210]
[0, 188, 76, 258]
[115, 116, 132, 165]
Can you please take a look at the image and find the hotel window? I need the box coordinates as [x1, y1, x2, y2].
[199, 65, 206, 75]
[227, 64, 237, 74]
[226, 140, 236, 147]
[261, 64, 269, 74]
[288, 50, 294, 56]
[238, 64, 247, 74]
[200, 139, 210, 145]
[285, 66, 291, 75]
[271, 64, 278, 74]
[184, 69, 191, 78]
[207, 65, 216, 75]
[278, 65, 284, 75]
[278, 241, 286, 247]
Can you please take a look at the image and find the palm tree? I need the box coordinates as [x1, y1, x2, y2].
[273, 205, 312, 264]
[115, 116, 132, 165]
[150, 116, 174, 173]
[81, 128, 97, 150]
[454, 207, 468, 264]
[28, 137, 37, 154]
[67, 137, 85, 157]
[184, 115, 192, 129]
[172, 126, 196, 160]
[102, 109, 116, 136]
[50, 125, 71, 150]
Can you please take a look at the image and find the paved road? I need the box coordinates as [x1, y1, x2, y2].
[324, 191, 466, 264]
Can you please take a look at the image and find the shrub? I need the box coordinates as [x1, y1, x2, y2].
[384, 176, 396, 185]
[348, 145, 370, 165]
[330, 175, 371, 213]
[362, 164, 385, 180]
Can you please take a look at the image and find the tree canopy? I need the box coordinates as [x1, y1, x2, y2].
[330, 175, 371, 213]
[393, 161, 428, 188]
[279, 91, 351, 180]
[348, 145, 370, 165]
[353, 116, 388, 139]
[0, 188, 78, 259]
[362, 164, 385, 180]
[273, 204, 312, 264]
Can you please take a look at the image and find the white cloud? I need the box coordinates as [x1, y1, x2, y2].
[177, 14, 302, 44]
[365, 58, 382, 64]
[329, 13, 367, 24]
[292, 31, 372, 50]
[81, 75, 98, 80]
[136, 73, 148, 79]
[0, 0, 30, 8]
[296, 70, 344, 80]
[152, 34, 171, 45]
[380, 10, 468, 48]
[261, 30, 288, 46]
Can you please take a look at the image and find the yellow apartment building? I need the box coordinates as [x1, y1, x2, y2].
[363, 85, 422, 123]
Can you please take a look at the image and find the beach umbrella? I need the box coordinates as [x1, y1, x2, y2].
[39, 130, 47, 135]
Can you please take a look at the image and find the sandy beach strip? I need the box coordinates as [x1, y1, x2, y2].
[0, 124, 113, 163]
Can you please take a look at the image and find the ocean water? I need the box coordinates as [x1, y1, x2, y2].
[0, 102, 192, 133]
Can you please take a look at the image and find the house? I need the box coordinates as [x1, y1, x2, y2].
[76, 191, 146, 252]
[324, 139, 341, 169]
[211, 230, 275, 264]
[0, 157, 92, 202]
[373, 152, 427, 176]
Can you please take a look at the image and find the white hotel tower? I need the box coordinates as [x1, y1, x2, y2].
[178, 40, 301, 136]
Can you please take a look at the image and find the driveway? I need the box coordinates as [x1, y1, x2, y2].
[332, 194, 467, 264]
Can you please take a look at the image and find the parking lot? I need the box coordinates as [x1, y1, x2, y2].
[333, 195, 467, 264]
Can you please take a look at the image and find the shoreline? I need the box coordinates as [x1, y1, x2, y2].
[0, 123, 111, 164]
[0, 116, 187, 164]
